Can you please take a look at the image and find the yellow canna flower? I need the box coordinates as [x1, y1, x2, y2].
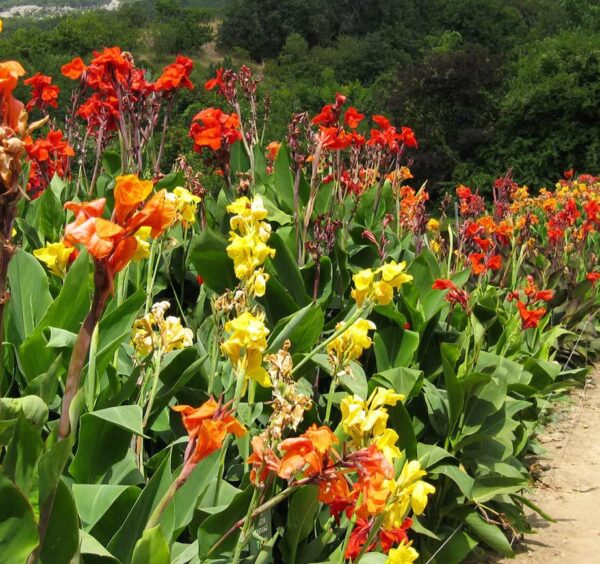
[427, 218, 440, 231]
[351, 261, 412, 307]
[384, 460, 436, 529]
[172, 186, 201, 227]
[327, 318, 376, 366]
[340, 386, 405, 462]
[221, 311, 271, 387]
[387, 540, 419, 564]
[374, 428, 402, 462]
[131, 301, 193, 357]
[162, 316, 194, 352]
[227, 195, 268, 231]
[226, 195, 275, 297]
[132, 226, 152, 260]
[34, 242, 73, 278]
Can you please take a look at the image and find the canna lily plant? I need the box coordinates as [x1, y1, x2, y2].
[0, 54, 597, 564]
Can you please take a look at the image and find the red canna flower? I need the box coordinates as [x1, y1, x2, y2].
[154, 55, 194, 92]
[587, 272, 600, 286]
[25, 130, 75, 197]
[432, 279, 470, 310]
[24, 72, 60, 112]
[344, 107, 364, 129]
[204, 67, 225, 91]
[189, 107, 242, 152]
[61, 56, 87, 80]
[516, 301, 546, 329]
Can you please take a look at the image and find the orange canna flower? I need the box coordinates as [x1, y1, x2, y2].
[172, 398, 246, 465]
[113, 174, 153, 223]
[63, 175, 177, 279]
[247, 436, 281, 483]
[61, 57, 87, 80]
[278, 424, 338, 480]
[0, 60, 26, 129]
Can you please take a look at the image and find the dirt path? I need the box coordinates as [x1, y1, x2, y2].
[499, 368, 600, 563]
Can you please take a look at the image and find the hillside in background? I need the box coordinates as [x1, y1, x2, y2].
[1, 0, 599, 192]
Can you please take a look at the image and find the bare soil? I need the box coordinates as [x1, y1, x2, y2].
[498, 367, 600, 563]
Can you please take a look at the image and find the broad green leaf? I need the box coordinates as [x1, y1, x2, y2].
[7, 249, 52, 344]
[472, 476, 528, 503]
[108, 453, 173, 563]
[430, 529, 477, 563]
[284, 486, 319, 563]
[4, 417, 44, 498]
[44, 327, 78, 348]
[0, 471, 39, 562]
[464, 511, 514, 557]
[70, 406, 144, 483]
[197, 485, 254, 560]
[131, 526, 170, 564]
[20, 250, 91, 380]
[32, 183, 64, 241]
[40, 479, 80, 564]
[73, 484, 141, 531]
[271, 144, 295, 213]
[268, 303, 324, 354]
[0, 395, 48, 444]
[267, 232, 310, 307]
[189, 228, 236, 294]
[80, 530, 119, 562]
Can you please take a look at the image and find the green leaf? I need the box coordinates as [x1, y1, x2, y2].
[441, 343, 463, 433]
[44, 327, 78, 348]
[0, 396, 48, 444]
[93, 290, 145, 377]
[284, 486, 319, 563]
[472, 476, 528, 503]
[70, 406, 144, 484]
[7, 249, 52, 344]
[373, 366, 423, 399]
[20, 250, 91, 380]
[268, 303, 324, 354]
[37, 437, 73, 512]
[267, 232, 310, 307]
[131, 526, 170, 564]
[40, 479, 80, 564]
[430, 529, 477, 563]
[189, 228, 236, 294]
[271, 144, 295, 212]
[36, 185, 65, 241]
[102, 150, 122, 177]
[4, 417, 44, 498]
[73, 484, 141, 531]
[197, 485, 254, 560]
[0, 471, 39, 562]
[464, 511, 514, 557]
[108, 453, 173, 563]
[80, 530, 119, 562]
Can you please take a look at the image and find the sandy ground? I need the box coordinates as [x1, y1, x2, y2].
[497, 367, 600, 563]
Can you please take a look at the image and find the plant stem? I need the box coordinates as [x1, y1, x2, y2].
[324, 373, 338, 425]
[58, 262, 111, 439]
[231, 486, 260, 564]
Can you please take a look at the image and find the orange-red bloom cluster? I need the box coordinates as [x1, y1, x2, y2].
[367, 115, 418, 152]
[63, 174, 176, 280]
[507, 275, 553, 329]
[154, 55, 194, 92]
[172, 398, 246, 466]
[432, 279, 470, 311]
[25, 130, 74, 197]
[189, 107, 242, 152]
[24, 72, 59, 112]
[0, 60, 26, 129]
